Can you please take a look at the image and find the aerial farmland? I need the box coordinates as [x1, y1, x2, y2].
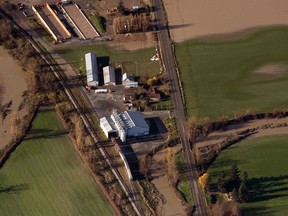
[162, 0, 288, 215]
[1, 0, 288, 215]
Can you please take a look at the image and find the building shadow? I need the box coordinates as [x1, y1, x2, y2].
[97, 56, 110, 68]
[115, 68, 122, 85]
[118, 141, 141, 180]
[145, 117, 168, 134]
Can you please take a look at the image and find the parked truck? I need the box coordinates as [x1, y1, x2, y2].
[95, 89, 111, 94]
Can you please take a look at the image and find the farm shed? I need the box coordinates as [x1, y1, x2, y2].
[85, 52, 99, 86]
[101, 110, 149, 142]
[122, 73, 138, 88]
[100, 116, 118, 138]
[32, 3, 71, 42]
[103, 66, 116, 85]
[122, 111, 149, 137]
[61, 2, 100, 39]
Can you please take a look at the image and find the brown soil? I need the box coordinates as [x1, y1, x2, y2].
[163, 0, 288, 42]
[107, 32, 155, 51]
[0, 47, 27, 149]
[254, 64, 287, 75]
[195, 117, 288, 149]
[151, 146, 186, 216]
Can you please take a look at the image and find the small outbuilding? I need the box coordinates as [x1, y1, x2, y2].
[85, 52, 99, 86]
[103, 66, 116, 85]
[123, 73, 138, 88]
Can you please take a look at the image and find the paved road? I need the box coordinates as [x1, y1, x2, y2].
[152, 0, 207, 215]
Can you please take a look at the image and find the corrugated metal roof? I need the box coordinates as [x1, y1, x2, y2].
[85, 52, 98, 85]
[122, 111, 149, 129]
[103, 66, 116, 85]
[100, 116, 117, 132]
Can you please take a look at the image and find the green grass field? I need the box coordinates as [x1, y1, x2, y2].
[176, 27, 288, 119]
[0, 108, 115, 216]
[56, 44, 159, 77]
[208, 135, 288, 216]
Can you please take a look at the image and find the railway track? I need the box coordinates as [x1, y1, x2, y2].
[0, 9, 142, 216]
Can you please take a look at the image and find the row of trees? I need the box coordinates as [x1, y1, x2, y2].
[0, 18, 62, 142]
[113, 14, 150, 34]
[197, 162, 248, 215]
[216, 162, 249, 203]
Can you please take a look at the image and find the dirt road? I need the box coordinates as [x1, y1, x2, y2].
[196, 117, 288, 149]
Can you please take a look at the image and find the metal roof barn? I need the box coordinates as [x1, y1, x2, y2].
[103, 66, 116, 85]
[100, 116, 118, 138]
[85, 52, 98, 86]
[121, 111, 149, 137]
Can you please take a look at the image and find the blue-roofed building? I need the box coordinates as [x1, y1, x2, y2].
[85, 52, 98, 86]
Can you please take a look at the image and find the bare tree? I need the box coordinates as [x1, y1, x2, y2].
[0, 19, 12, 43]
[10, 111, 21, 141]
[113, 14, 150, 34]
[25, 58, 40, 94]
[71, 115, 84, 148]
[0, 100, 12, 124]
[139, 155, 152, 180]
[165, 147, 177, 182]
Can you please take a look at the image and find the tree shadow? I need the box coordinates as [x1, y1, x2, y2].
[248, 175, 288, 203]
[157, 23, 193, 31]
[209, 158, 241, 173]
[242, 206, 276, 216]
[0, 183, 30, 194]
[24, 128, 68, 140]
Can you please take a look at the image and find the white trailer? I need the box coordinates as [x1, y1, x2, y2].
[95, 89, 111, 94]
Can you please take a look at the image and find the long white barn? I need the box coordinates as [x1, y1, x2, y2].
[85, 52, 98, 86]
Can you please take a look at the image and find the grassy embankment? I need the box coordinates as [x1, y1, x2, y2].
[175, 151, 194, 204]
[176, 26, 288, 120]
[56, 44, 159, 77]
[0, 108, 115, 216]
[208, 135, 288, 216]
[88, 15, 106, 33]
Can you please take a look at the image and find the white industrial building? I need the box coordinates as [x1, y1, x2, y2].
[100, 110, 149, 142]
[122, 73, 138, 88]
[100, 116, 118, 138]
[103, 66, 116, 85]
[85, 52, 99, 86]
